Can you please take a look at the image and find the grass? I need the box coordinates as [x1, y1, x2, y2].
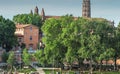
[93, 71, 120, 74]
[82, 71, 120, 74]
[44, 69, 75, 74]
[44, 69, 120, 74]
[17, 68, 36, 73]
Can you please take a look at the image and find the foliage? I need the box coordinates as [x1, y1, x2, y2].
[44, 69, 74, 74]
[0, 16, 17, 51]
[22, 48, 31, 65]
[41, 15, 118, 71]
[7, 51, 15, 66]
[33, 50, 46, 66]
[21, 43, 26, 49]
[13, 14, 42, 29]
[42, 17, 66, 67]
[1, 52, 9, 62]
[18, 68, 36, 73]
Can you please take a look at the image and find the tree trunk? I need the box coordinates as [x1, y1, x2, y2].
[99, 60, 102, 74]
[70, 64, 72, 71]
[9, 65, 12, 74]
[78, 58, 81, 68]
[106, 60, 107, 71]
[100, 60, 102, 71]
[89, 56, 93, 74]
[114, 57, 117, 71]
[60, 62, 64, 69]
[78, 58, 83, 69]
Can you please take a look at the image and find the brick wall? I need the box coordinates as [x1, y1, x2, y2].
[23, 25, 39, 50]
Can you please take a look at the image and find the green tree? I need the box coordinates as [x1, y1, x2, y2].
[111, 25, 120, 70]
[1, 52, 9, 62]
[42, 15, 83, 68]
[77, 18, 115, 72]
[42, 17, 65, 67]
[22, 48, 31, 65]
[60, 17, 81, 69]
[0, 16, 17, 51]
[42, 15, 116, 71]
[33, 50, 46, 67]
[13, 14, 42, 29]
[7, 51, 15, 70]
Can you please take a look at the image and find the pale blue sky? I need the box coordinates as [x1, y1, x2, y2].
[0, 0, 120, 26]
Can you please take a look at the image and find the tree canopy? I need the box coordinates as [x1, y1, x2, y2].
[7, 51, 15, 67]
[0, 16, 17, 51]
[22, 48, 31, 65]
[13, 14, 42, 29]
[40, 15, 118, 71]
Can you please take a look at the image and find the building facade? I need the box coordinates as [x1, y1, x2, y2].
[15, 24, 39, 50]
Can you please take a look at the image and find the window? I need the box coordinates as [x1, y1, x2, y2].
[30, 36, 32, 40]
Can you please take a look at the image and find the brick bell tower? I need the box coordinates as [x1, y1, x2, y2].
[34, 6, 39, 14]
[82, 0, 91, 18]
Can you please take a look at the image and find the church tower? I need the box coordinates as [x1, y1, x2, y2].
[30, 10, 33, 14]
[34, 6, 39, 14]
[82, 0, 91, 18]
[41, 8, 45, 20]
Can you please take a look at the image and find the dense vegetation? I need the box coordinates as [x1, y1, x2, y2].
[43, 69, 120, 74]
[1, 14, 120, 73]
[33, 15, 120, 73]
[0, 16, 17, 51]
[13, 13, 43, 29]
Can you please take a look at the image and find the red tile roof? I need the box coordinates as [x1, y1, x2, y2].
[45, 15, 78, 20]
[45, 16, 61, 19]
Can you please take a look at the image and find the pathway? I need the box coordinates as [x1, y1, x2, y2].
[30, 63, 45, 74]
[36, 68, 45, 74]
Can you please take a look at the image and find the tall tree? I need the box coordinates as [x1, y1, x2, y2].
[1, 52, 9, 62]
[13, 14, 42, 29]
[0, 16, 17, 51]
[7, 51, 16, 70]
[22, 48, 31, 65]
[42, 17, 65, 67]
[60, 17, 81, 69]
[33, 50, 46, 67]
[42, 15, 115, 71]
[112, 25, 120, 70]
[42, 15, 82, 68]
[77, 18, 115, 72]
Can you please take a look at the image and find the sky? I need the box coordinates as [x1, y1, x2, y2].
[0, 0, 120, 26]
